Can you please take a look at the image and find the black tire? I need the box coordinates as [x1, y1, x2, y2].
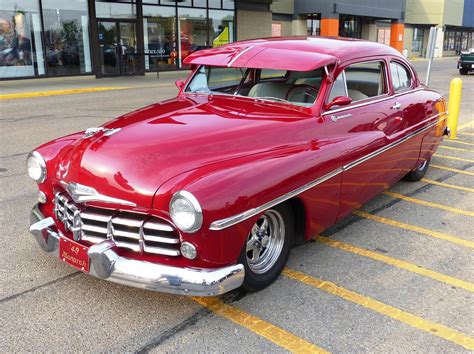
[459, 68, 469, 75]
[238, 204, 294, 292]
[404, 158, 430, 182]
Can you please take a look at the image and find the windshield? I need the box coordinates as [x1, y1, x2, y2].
[185, 65, 324, 107]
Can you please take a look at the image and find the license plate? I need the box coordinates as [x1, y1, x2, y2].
[59, 237, 90, 272]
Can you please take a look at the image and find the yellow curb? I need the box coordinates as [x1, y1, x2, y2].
[0, 86, 131, 100]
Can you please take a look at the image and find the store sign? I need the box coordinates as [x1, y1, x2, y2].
[272, 23, 282, 37]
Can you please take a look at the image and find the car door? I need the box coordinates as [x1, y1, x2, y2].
[323, 59, 411, 219]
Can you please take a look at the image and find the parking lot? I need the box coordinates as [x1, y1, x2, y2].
[0, 57, 472, 352]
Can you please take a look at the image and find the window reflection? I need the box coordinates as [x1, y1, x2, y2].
[42, 0, 91, 75]
[143, 5, 177, 70]
[209, 10, 234, 47]
[178, 7, 207, 68]
[0, 0, 44, 78]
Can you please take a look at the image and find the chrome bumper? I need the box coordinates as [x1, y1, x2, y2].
[29, 204, 244, 296]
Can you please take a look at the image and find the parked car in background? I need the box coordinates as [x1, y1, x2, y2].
[458, 50, 474, 75]
[27, 37, 448, 296]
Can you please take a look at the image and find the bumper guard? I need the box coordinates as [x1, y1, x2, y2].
[29, 204, 244, 296]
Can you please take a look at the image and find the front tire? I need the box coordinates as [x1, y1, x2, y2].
[459, 68, 469, 75]
[404, 158, 430, 182]
[239, 204, 294, 292]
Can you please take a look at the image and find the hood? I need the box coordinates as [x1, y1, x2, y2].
[55, 95, 312, 208]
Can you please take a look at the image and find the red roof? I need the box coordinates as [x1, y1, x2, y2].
[183, 36, 403, 71]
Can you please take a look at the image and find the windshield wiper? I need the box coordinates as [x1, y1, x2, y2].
[256, 96, 292, 104]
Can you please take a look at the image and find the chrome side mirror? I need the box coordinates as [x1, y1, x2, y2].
[175, 80, 185, 91]
[325, 96, 352, 110]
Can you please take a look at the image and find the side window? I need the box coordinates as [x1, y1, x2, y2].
[344, 61, 386, 100]
[390, 62, 412, 91]
[259, 69, 288, 81]
[328, 71, 347, 102]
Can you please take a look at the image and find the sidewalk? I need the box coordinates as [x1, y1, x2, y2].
[0, 71, 189, 99]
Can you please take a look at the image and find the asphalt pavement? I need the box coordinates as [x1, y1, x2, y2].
[0, 57, 473, 353]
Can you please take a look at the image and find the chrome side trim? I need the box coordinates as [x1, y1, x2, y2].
[342, 115, 443, 172]
[210, 113, 445, 231]
[323, 88, 423, 116]
[209, 167, 343, 230]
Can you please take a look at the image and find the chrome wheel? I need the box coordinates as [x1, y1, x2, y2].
[246, 210, 285, 274]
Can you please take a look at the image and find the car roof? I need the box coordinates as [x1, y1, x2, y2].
[183, 36, 404, 71]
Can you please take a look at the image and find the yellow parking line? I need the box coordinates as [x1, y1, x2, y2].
[317, 237, 474, 292]
[438, 145, 474, 153]
[433, 154, 474, 163]
[421, 178, 474, 193]
[430, 164, 474, 176]
[446, 139, 474, 147]
[0, 87, 130, 100]
[353, 210, 474, 249]
[192, 297, 328, 353]
[282, 268, 474, 350]
[458, 120, 474, 131]
[383, 191, 474, 217]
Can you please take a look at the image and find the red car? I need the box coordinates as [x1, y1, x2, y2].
[28, 37, 448, 296]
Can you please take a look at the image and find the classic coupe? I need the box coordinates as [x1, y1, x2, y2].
[28, 37, 448, 296]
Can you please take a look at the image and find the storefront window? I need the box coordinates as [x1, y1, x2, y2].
[143, 5, 177, 70]
[307, 14, 320, 36]
[95, 1, 136, 19]
[222, 0, 235, 10]
[209, 10, 234, 47]
[208, 0, 221, 9]
[178, 7, 207, 68]
[0, 0, 44, 78]
[412, 27, 423, 53]
[340, 15, 361, 39]
[42, 0, 91, 76]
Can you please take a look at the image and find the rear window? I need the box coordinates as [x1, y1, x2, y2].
[259, 69, 288, 80]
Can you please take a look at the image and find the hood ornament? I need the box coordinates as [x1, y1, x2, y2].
[83, 127, 121, 139]
[65, 182, 136, 207]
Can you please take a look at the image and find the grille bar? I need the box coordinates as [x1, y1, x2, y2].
[54, 192, 181, 256]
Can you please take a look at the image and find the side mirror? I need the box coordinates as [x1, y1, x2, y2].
[325, 96, 352, 110]
[175, 80, 185, 91]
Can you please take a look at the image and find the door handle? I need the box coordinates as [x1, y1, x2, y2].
[391, 101, 402, 110]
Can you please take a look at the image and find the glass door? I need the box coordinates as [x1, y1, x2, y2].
[98, 20, 137, 76]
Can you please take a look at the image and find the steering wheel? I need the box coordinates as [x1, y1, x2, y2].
[285, 84, 318, 103]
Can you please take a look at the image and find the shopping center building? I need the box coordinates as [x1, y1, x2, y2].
[1, 0, 473, 80]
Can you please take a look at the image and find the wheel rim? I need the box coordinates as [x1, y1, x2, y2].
[418, 160, 428, 171]
[246, 209, 285, 274]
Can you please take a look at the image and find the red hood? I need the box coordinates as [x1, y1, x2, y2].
[55, 95, 313, 208]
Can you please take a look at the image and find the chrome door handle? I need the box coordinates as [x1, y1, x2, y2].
[391, 101, 402, 110]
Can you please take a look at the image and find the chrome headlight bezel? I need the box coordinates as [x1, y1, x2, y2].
[26, 151, 47, 183]
[169, 190, 203, 233]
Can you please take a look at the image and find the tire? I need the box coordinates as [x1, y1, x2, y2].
[404, 158, 430, 182]
[459, 68, 468, 75]
[238, 204, 294, 292]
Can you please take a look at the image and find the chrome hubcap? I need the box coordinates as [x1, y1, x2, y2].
[246, 210, 285, 274]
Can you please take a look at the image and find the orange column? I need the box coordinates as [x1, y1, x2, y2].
[320, 18, 339, 37]
[390, 21, 405, 53]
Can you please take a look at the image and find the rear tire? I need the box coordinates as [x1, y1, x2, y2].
[459, 68, 469, 75]
[404, 158, 430, 182]
[239, 204, 294, 292]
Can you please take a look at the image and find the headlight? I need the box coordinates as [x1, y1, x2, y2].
[26, 151, 47, 183]
[170, 191, 202, 233]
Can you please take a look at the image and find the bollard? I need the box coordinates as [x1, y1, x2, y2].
[446, 78, 462, 139]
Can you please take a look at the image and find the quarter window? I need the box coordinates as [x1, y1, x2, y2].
[390, 62, 412, 91]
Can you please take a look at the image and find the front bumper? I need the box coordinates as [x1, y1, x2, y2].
[29, 204, 244, 296]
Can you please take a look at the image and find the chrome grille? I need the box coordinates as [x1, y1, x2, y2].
[54, 192, 181, 256]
